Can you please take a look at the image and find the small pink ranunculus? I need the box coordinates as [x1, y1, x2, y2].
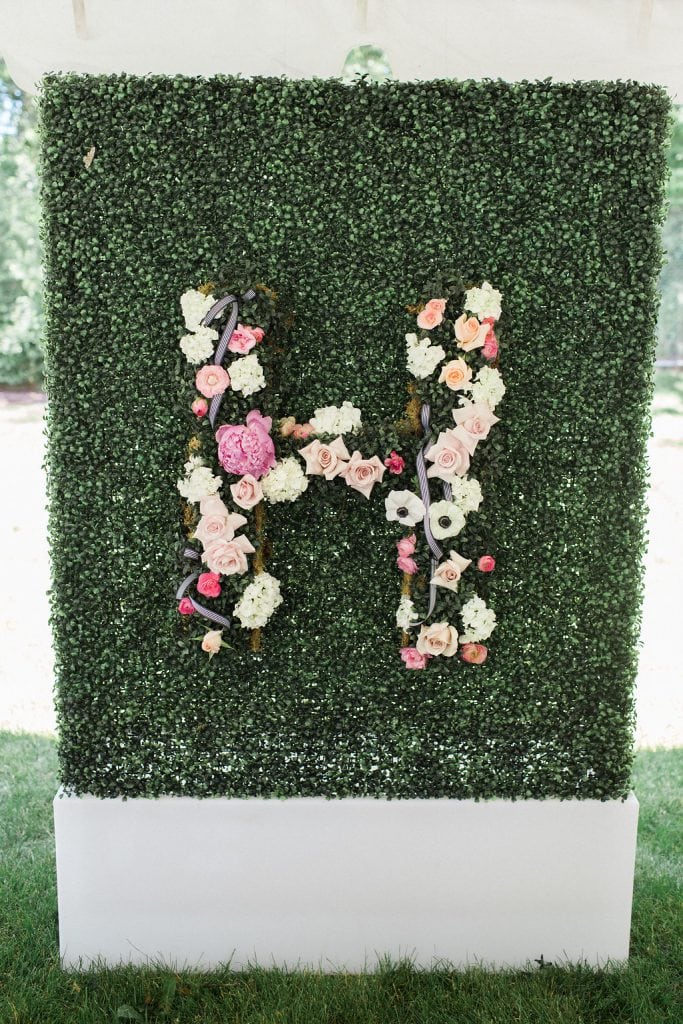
[292, 422, 314, 440]
[230, 473, 263, 510]
[461, 643, 488, 664]
[416, 622, 459, 658]
[228, 323, 263, 355]
[299, 436, 351, 480]
[195, 364, 230, 398]
[452, 400, 500, 446]
[396, 534, 416, 558]
[338, 451, 386, 499]
[197, 571, 222, 598]
[202, 534, 255, 576]
[384, 450, 405, 475]
[426, 429, 470, 481]
[195, 495, 247, 547]
[454, 314, 489, 352]
[400, 646, 430, 670]
[178, 597, 195, 615]
[417, 298, 447, 330]
[478, 555, 496, 573]
[215, 409, 276, 479]
[192, 397, 208, 417]
[397, 554, 418, 574]
[201, 629, 224, 656]
[430, 550, 472, 592]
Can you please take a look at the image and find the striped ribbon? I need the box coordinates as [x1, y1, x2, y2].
[175, 547, 231, 629]
[201, 288, 256, 428]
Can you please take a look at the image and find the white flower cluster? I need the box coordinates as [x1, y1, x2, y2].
[261, 457, 309, 503]
[310, 401, 362, 436]
[176, 456, 222, 504]
[396, 595, 419, 630]
[405, 332, 445, 379]
[470, 366, 506, 410]
[179, 325, 219, 365]
[464, 281, 502, 321]
[229, 352, 266, 396]
[233, 572, 283, 629]
[448, 475, 483, 515]
[181, 288, 216, 332]
[460, 595, 497, 643]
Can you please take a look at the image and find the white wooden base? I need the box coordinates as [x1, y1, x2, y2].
[54, 791, 639, 971]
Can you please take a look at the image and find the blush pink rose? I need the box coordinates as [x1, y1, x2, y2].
[396, 534, 416, 558]
[299, 436, 350, 480]
[400, 647, 430, 670]
[338, 451, 386, 499]
[452, 401, 500, 445]
[215, 409, 276, 479]
[426, 429, 470, 481]
[197, 571, 222, 598]
[454, 314, 489, 352]
[230, 474, 263, 510]
[191, 397, 208, 417]
[397, 555, 418, 574]
[178, 597, 195, 615]
[292, 422, 314, 440]
[478, 555, 496, 573]
[195, 364, 230, 398]
[461, 643, 488, 664]
[201, 629, 224, 655]
[195, 495, 247, 546]
[482, 330, 498, 360]
[430, 550, 472, 592]
[202, 534, 255, 575]
[417, 298, 447, 330]
[416, 622, 459, 658]
[384, 450, 405, 474]
[227, 323, 264, 355]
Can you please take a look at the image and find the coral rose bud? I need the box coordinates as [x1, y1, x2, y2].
[192, 397, 208, 417]
[478, 555, 496, 572]
[461, 643, 488, 664]
[178, 597, 195, 615]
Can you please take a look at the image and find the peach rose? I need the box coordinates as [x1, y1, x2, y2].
[195, 495, 247, 546]
[461, 643, 488, 664]
[438, 358, 472, 391]
[299, 436, 350, 480]
[417, 298, 447, 330]
[191, 397, 208, 417]
[416, 622, 459, 658]
[426, 429, 470, 481]
[338, 451, 386, 498]
[452, 401, 499, 445]
[230, 474, 263, 510]
[202, 534, 255, 575]
[195, 364, 230, 398]
[430, 551, 472, 592]
[454, 314, 489, 352]
[201, 629, 224, 656]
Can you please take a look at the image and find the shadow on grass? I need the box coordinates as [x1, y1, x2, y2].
[1, 732, 681, 1024]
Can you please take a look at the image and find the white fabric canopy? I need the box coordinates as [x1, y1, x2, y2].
[1, 0, 681, 98]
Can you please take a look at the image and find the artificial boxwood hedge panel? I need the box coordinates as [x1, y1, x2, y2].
[40, 75, 670, 799]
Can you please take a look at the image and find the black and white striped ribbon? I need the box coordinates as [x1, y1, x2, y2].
[201, 287, 256, 428]
[175, 547, 231, 629]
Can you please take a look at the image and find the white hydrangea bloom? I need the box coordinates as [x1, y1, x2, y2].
[180, 288, 216, 331]
[464, 281, 502, 321]
[470, 366, 506, 410]
[310, 401, 362, 436]
[177, 457, 222, 504]
[229, 353, 266, 396]
[261, 457, 309, 504]
[179, 325, 218, 364]
[234, 572, 283, 629]
[449, 476, 483, 515]
[405, 332, 446, 379]
[460, 595, 497, 642]
[396, 595, 419, 630]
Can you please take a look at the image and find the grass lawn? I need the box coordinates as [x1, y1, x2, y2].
[0, 734, 681, 1023]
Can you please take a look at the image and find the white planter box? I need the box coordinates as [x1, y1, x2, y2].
[54, 791, 639, 971]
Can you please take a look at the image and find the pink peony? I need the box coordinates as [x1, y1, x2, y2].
[397, 554, 418, 574]
[202, 534, 255, 576]
[478, 555, 496, 573]
[396, 534, 416, 558]
[338, 451, 386, 499]
[384, 450, 405, 475]
[197, 572, 222, 598]
[192, 397, 208, 417]
[400, 647, 430, 670]
[461, 643, 488, 664]
[230, 473, 263, 510]
[215, 409, 276, 479]
[178, 597, 195, 615]
[195, 364, 230, 398]
[228, 323, 264, 355]
[417, 298, 447, 330]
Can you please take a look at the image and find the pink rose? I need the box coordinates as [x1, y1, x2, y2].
[397, 555, 418, 574]
[426, 429, 470, 481]
[292, 422, 314, 440]
[384, 450, 405, 475]
[230, 473, 263, 510]
[482, 328, 498, 360]
[400, 647, 430, 670]
[452, 401, 499, 445]
[227, 323, 263, 355]
[430, 551, 472, 592]
[299, 436, 351, 480]
[438, 358, 472, 391]
[201, 629, 224, 656]
[178, 597, 195, 615]
[195, 364, 230, 398]
[396, 534, 416, 558]
[338, 451, 386, 499]
[197, 571, 222, 598]
[195, 495, 247, 546]
[202, 534, 255, 575]
[478, 555, 496, 573]
[417, 298, 447, 330]
[192, 397, 208, 417]
[461, 643, 488, 664]
[416, 622, 459, 658]
[454, 314, 489, 352]
[215, 409, 276, 479]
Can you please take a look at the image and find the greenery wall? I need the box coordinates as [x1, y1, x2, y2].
[41, 75, 669, 799]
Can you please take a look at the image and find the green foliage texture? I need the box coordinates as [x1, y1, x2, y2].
[40, 75, 670, 799]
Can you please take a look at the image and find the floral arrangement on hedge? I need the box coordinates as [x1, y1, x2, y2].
[176, 275, 504, 670]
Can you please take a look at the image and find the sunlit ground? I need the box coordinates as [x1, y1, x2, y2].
[0, 375, 681, 746]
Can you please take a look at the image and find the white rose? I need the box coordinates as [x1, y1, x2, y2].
[180, 288, 216, 331]
[261, 458, 309, 503]
[179, 325, 218, 364]
[464, 281, 502, 321]
[229, 353, 266, 397]
[405, 332, 446, 379]
[460, 595, 497, 642]
[470, 366, 506, 410]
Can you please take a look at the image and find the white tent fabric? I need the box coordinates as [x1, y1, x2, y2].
[1, 0, 681, 98]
